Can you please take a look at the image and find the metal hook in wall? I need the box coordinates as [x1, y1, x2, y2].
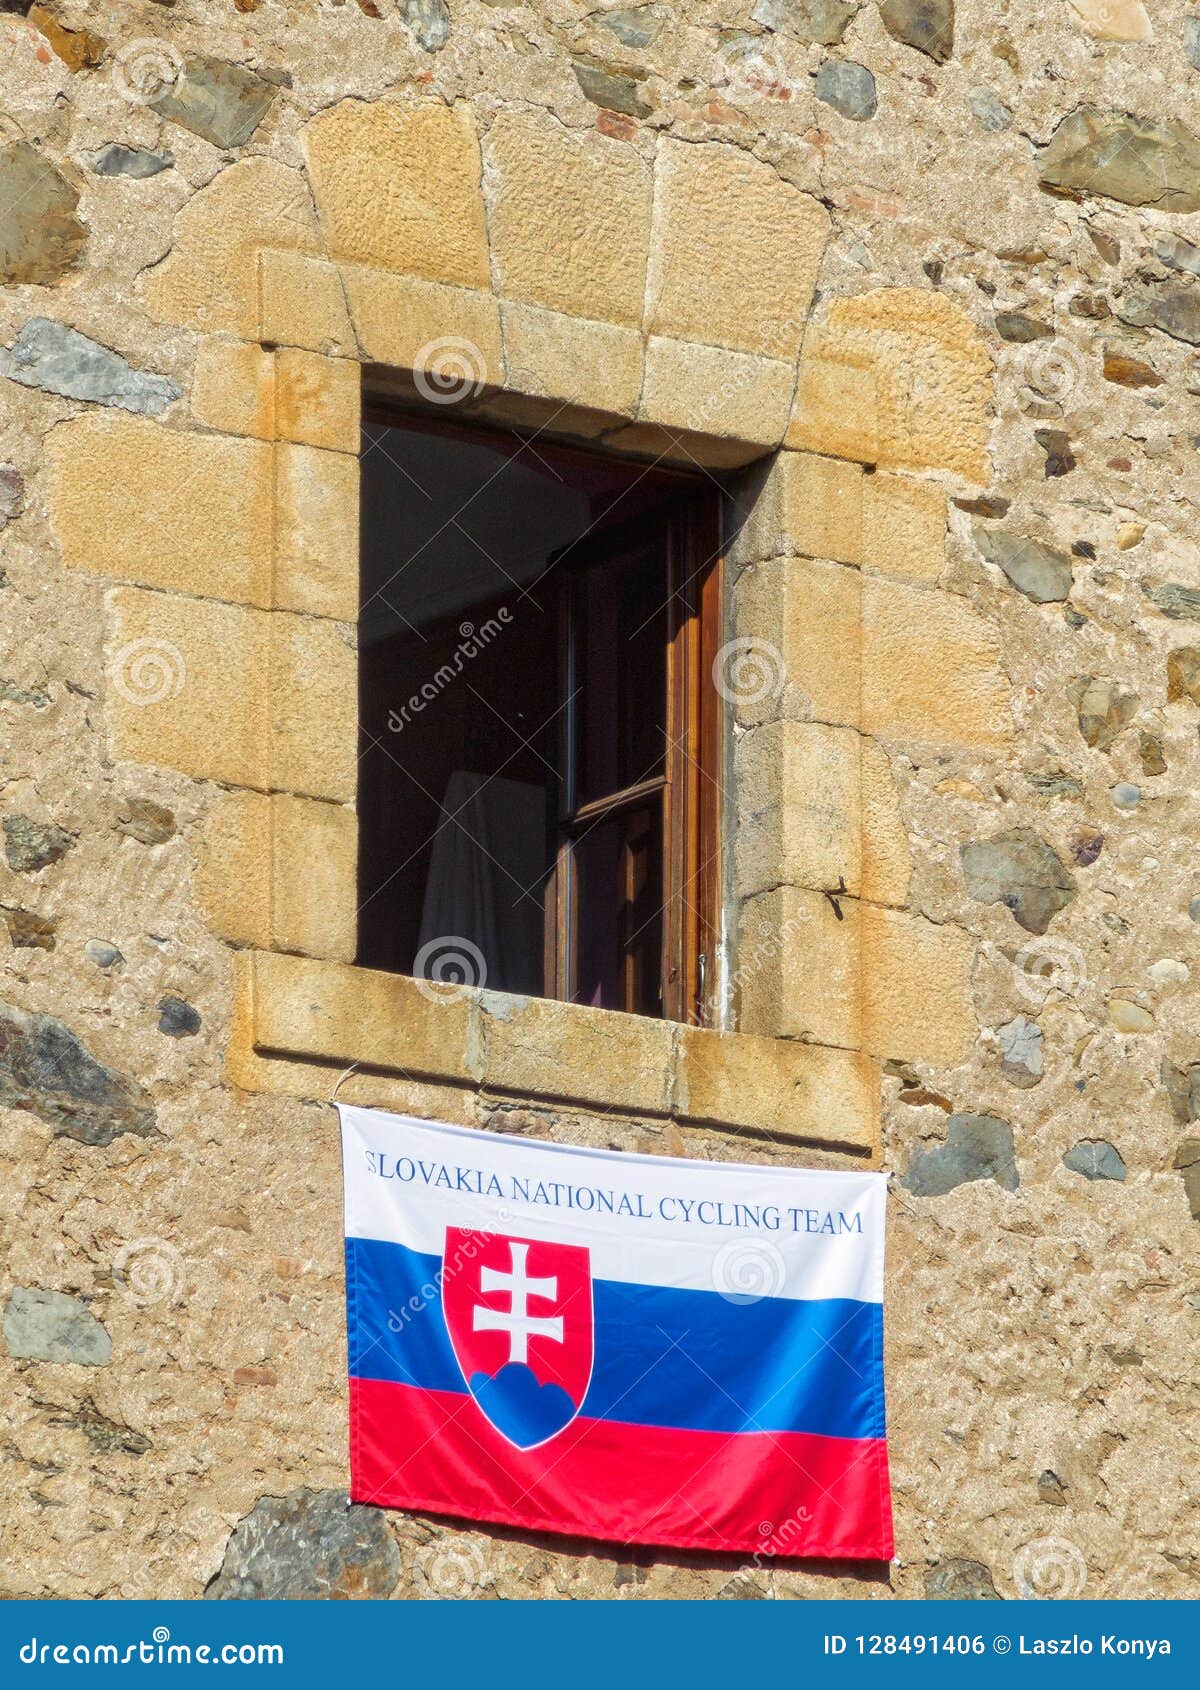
[329, 1062, 361, 1104]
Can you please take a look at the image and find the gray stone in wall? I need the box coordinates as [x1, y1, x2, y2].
[961, 828, 1077, 935]
[878, 0, 954, 64]
[3, 814, 73, 873]
[1186, 17, 1200, 71]
[3, 1287, 111, 1366]
[0, 320, 180, 416]
[158, 996, 201, 1038]
[753, 0, 857, 45]
[0, 999, 157, 1145]
[595, 5, 665, 49]
[205, 1489, 401, 1599]
[814, 60, 877, 121]
[572, 56, 652, 117]
[1038, 107, 1200, 214]
[84, 144, 173, 179]
[0, 464, 23, 525]
[149, 54, 278, 150]
[1147, 582, 1200, 621]
[974, 528, 1073, 603]
[1162, 1056, 1200, 1125]
[1069, 675, 1139, 751]
[968, 86, 1011, 133]
[1175, 1140, 1200, 1221]
[1063, 1139, 1126, 1181]
[998, 1015, 1043, 1088]
[900, 1113, 1019, 1196]
[400, 0, 450, 51]
[924, 1558, 1001, 1599]
[1155, 233, 1200, 276]
[993, 311, 1052, 343]
[1118, 283, 1200, 346]
[0, 141, 87, 285]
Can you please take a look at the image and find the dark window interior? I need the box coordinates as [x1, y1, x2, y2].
[358, 408, 720, 1022]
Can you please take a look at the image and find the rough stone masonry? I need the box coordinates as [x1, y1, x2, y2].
[1, 0, 1199, 1602]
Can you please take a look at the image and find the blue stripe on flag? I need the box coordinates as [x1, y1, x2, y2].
[345, 1236, 884, 1442]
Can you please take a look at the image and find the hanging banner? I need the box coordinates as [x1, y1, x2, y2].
[339, 1104, 892, 1560]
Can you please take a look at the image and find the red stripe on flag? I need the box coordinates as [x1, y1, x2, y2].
[350, 1376, 893, 1561]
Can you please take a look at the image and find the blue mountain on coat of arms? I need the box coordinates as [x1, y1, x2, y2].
[469, 1363, 578, 1449]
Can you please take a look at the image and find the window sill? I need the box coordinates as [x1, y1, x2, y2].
[229, 951, 879, 1157]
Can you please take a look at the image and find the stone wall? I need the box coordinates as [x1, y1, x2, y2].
[2, 0, 1199, 1601]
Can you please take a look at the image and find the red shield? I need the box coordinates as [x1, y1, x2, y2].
[442, 1228, 593, 1449]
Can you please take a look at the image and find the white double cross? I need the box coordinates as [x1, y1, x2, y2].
[473, 1242, 564, 1365]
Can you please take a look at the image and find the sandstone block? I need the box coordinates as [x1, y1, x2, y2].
[860, 739, 911, 908]
[246, 951, 478, 1083]
[47, 415, 273, 607]
[647, 139, 829, 356]
[274, 442, 359, 620]
[479, 991, 674, 1116]
[860, 905, 976, 1066]
[862, 576, 1011, 748]
[733, 555, 862, 729]
[735, 720, 862, 898]
[676, 1025, 878, 1149]
[275, 350, 360, 454]
[738, 885, 862, 1049]
[862, 473, 946, 582]
[258, 250, 356, 356]
[104, 589, 355, 799]
[789, 289, 993, 483]
[638, 337, 794, 447]
[197, 792, 358, 961]
[303, 99, 490, 287]
[341, 264, 502, 387]
[731, 450, 863, 566]
[141, 157, 321, 336]
[486, 110, 652, 327]
[499, 302, 643, 426]
[192, 339, 275, 440]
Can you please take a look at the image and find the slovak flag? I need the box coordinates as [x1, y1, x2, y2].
[339, 1105, 892, 1561]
